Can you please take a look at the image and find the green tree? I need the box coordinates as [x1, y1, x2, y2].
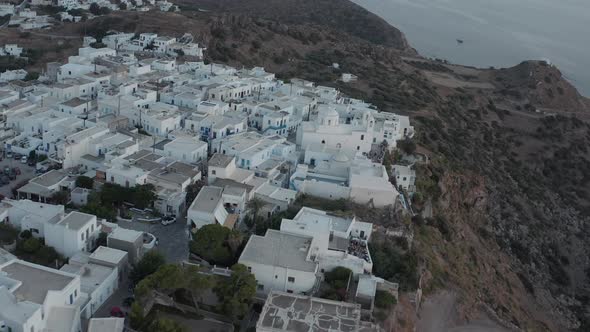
[89, 3, 100, 15]
[130, 250, 166, 284]
[22, 237, 41, 253]
[374, 290, 397, 309]
[185, 180, 204, 206]
[147, 318, 185, 332]
[245, 197, 265, 233]
[189, 224, 242, 266]
[131, 184, 156, 209]
[75, 176, 94, 189]
[24, 72, 39, 81]
[50, 190, 69, 205]
[118, 2, 127, 10]
[183, 265, 214, 313]
[397, 138, 416, 155]
[215, 264, 256, 320]
[325, 266, 352, 290]
[129, 302, 144, 329]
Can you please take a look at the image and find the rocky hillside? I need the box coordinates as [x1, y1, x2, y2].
[12, 1, 590, 330]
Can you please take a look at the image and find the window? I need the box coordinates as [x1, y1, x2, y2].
[81, 233, 84, 241]
[257, 284, 264, 291]
[74, 290, 77, 297]
[247, 266, 252, 272]
[360, 134, 364, 140]
[357, 146, 360, 150]
[211, 170, 216, 175]
[288, 277, 295, 283]
[286, 290, 293, 293]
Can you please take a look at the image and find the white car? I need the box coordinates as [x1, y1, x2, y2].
[161, 215, 176, 226]
[21, 156, 27, 164]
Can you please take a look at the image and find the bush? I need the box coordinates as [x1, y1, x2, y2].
[22, 237, 41, 253]
[189, 224, 243, 266]
[75, 176, 94, 189]
[374, 290, 397, 309]
[369, 241, 419, 291]
[0, 223, 19, 244]
[20, 230, 32, 239]
[397, 138, 416, 155]
[325, 267, 352, 287]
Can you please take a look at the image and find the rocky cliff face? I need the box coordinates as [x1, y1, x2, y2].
[83, 3, 590, 330]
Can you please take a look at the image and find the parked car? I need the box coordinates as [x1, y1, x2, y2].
[3, 167, 10, 175]
[110, 306, 124, 318]
[1, 176, 10, 184]
[27, 160, 35, 167]
[6, 151, 12, 158]
[161, 215, 176, 226]
[21, 156, 27, 164]
[13, 167, 20, 175]
[13, 153, 20, 160]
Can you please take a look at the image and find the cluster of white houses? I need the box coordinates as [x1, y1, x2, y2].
[0, 34, 414, 331]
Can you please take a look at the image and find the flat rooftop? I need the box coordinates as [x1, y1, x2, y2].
[29, 169, 67, 187]
[108, 226, 142, 243]
[55, 211, 95, 230]
[239, 230, 316, 272]
[190, 186, 223, 213]
[88, 317, 125, 332]
[0, 260, 75, 304]
[257, 291, 363, 332]
[89, 246, 127, 264]
[208, 153, 234, 168]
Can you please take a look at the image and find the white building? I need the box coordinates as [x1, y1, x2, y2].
[60, 252, 118, 318]
[0, 259, 83, 332]
[45, 211, 100, 258]
[238, 229, 319, 295]
[87, 318, 125, 332]
[187, 185, 245, 231]
[1, 44, 23, 57]
[392, 164, 416, 192]
[17, 170, 75, 203]
[297, 104, 414, 155]
[239, 207, 374, 296]
[160, 136, 207, 164]
[291, 149, 399, 207]
[257, 291, 381, 332]
[1, 199, 64, 237]
[211, 132, 296, 169]
[280, 207, 373, 275]
[184, 111, 247, 142]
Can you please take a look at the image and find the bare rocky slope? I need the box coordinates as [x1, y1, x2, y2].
[6, 1, 589, 330]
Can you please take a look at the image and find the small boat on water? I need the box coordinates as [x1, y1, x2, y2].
[456, 39, 464, 44]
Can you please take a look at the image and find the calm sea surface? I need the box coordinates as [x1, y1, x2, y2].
[352, 0, 590, 96]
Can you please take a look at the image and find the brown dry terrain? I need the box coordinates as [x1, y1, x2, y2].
[3, 1, 590, 331]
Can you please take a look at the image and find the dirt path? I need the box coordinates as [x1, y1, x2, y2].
[417, 291, 510, 332]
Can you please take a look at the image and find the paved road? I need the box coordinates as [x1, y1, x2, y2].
[117, 215, 190, 263]
[0, 156, 37, 198]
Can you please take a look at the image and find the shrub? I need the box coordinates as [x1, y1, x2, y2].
[22, 237, 41, 253]
[20, 230, 32, 239]
[75, 176, 94, 189]
[374, 290, 397, 309]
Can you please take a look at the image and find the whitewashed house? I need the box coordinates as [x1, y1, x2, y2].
[45, 211, 100, 258]
[0, 259, 83, 332]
